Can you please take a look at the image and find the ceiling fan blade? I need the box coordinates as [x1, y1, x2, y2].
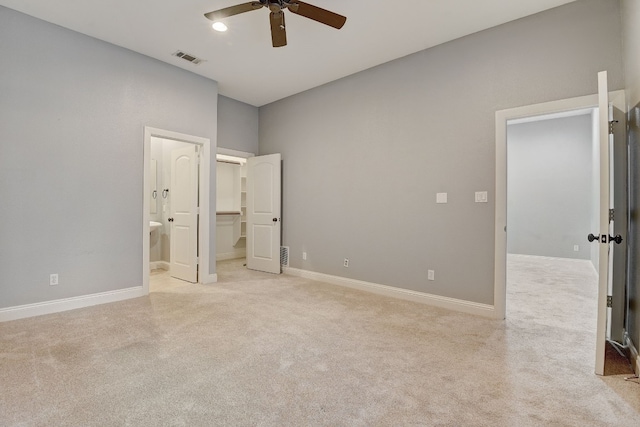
[288, 1, 346, 29]
[204, 2, 263, 21]
[270, 11, 287, 47]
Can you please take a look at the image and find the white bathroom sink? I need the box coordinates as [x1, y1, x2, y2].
[150, 221, 162, 232]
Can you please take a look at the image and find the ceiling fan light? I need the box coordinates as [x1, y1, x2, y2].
[212, 22, 228, 32]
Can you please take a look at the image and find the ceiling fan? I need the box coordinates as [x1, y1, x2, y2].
[204, 1, 347, 48]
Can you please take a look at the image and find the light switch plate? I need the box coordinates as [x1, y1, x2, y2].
[436, 193, 448, 204]
[475, 191, 488, 203]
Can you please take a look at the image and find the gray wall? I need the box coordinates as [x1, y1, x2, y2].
[218, 95, 259, 154]
[507, 114, 594, 260]
[259, 0, 624, 305]
[622, 0, 640, 363]
[0, 7, 218, 308]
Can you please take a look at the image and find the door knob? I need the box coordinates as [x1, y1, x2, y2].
[609, 234, 623, 244]
[272, 218, 279, 222]
[587, 233, 622, 244]
[168, 218, 174, 222]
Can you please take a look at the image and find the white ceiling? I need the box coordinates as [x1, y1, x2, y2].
[1, 0, 577, 106]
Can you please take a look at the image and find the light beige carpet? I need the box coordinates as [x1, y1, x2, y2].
[1, 255, 639, 426]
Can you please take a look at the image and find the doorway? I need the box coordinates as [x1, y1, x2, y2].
[214, 149, 283, 277]
[143, 127, 213, 294]
[495, 91, 625, 318]
[495, 89, 627, 374]
[215, 148, 253, 280]
[150, 138, 200, 282]
[505, 109, 600, 342]
[506, 110, 598, 265]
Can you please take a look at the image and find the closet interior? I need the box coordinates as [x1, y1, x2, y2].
[216, 155, 247, 261]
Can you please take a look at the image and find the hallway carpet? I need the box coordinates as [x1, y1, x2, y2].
[1, 256, 639, 426]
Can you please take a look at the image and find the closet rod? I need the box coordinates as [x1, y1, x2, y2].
[216, 159, 242, 165]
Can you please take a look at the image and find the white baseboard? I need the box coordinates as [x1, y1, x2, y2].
[216, 250, 246, 261]
[0, 286, 147, 322]
[625, 333, 640, 376]
[202, 273, 218, 284]
[150, 261, 169, 271]
[283, 267, 495, 318]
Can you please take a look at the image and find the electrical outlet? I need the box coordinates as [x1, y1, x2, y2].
[302, 252, 307, 260]
[475, 191, 488, 203]
[50, 274, 58, 286]
[343, 258, 349, 268]
[428, 270, 435, 281]
[573, 245, 579, 252]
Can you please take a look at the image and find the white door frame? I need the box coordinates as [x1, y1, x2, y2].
[143, 126, 215, 294]
[494, 90, 625, 320]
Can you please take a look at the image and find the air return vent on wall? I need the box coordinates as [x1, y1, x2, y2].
[172, 50, 205, 65]
[280, 246, 289, 268]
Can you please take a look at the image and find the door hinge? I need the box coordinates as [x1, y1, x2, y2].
[195, 257, 199, 265]
[609, 120, 619, 135]
[196, 207, 200, 214]
[609, 209, 615, 222]
[607, 295, 613, 308]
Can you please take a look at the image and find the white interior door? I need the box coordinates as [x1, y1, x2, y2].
[594, 71, 613, 375]
[247, 153, 281, 274]
[609, 103, 628, 344]
[170, 145, 199, 283]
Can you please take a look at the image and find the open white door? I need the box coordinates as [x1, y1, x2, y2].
[247, 153, 281, 274]
[589, 71, 627, 375]
[170, 145, 199, 283]
[609, 102, 628, 345]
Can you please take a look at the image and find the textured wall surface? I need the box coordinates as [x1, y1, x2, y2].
[218, 96, 259, 155]
[507, 115, 594, 260]
[0, 7, 218, 308]
[259, 0, 624, 305]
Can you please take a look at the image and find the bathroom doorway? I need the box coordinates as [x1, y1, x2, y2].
[150, 138, 200, 282]
[143, 127, 213, 294]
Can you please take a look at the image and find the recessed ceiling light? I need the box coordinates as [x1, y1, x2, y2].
[212, 22, 228, 32]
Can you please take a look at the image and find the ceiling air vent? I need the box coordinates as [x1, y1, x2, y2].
[172, 51, 205, 65]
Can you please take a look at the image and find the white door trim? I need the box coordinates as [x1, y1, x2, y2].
[143, 127, 215, 294]
[494, 90, 625, 320]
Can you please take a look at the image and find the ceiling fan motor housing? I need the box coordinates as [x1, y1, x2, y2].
[267, 1, 294, 12]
